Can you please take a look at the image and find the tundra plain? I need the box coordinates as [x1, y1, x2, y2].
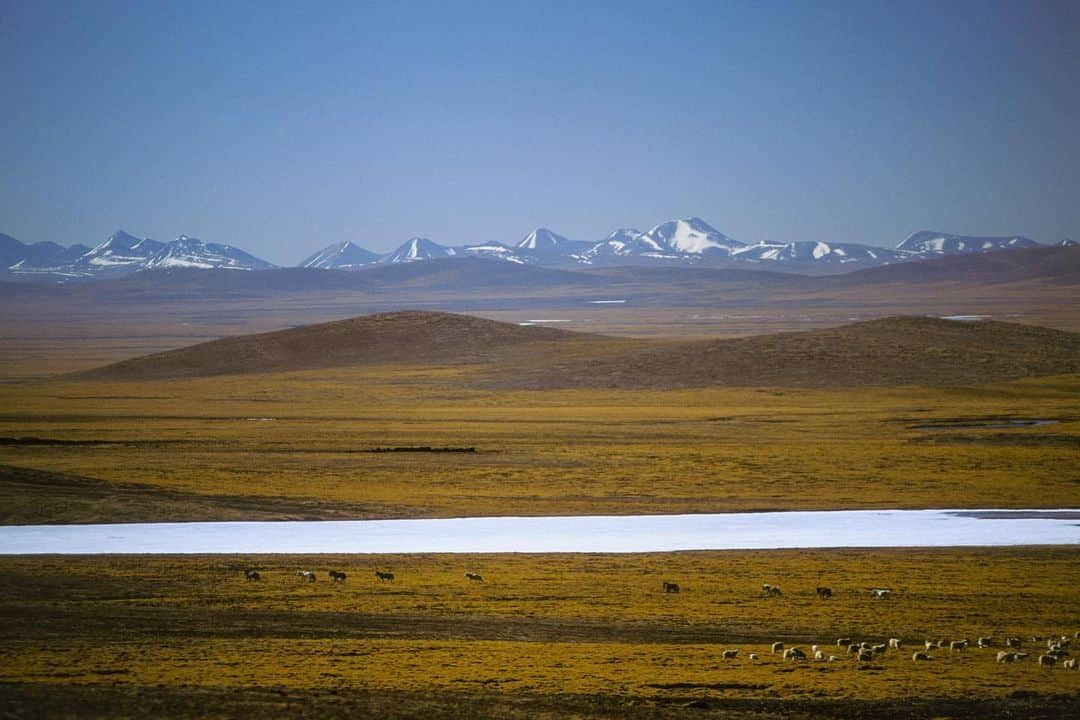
[1, 262, 1078, 718]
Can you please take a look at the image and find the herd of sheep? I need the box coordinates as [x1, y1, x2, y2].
[704, 583, 1079, 671]
[718, 634, 1079, 670]
[246, 568, 1077, 671]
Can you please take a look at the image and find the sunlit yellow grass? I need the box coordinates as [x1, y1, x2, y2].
[0, 550, 1077, 701]
[0, 369, 1077, 519]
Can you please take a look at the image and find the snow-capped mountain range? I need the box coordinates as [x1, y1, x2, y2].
[1, 221, 1067, 281]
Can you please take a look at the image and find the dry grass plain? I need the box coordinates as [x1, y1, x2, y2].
[1, 301, 1078, 716]
[1, 368, 1078, 522]
[1, 549, 1079, 718]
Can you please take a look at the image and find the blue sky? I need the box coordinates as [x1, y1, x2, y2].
[2, 0, 1077, 264]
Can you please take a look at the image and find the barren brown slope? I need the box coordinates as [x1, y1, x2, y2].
[498, 317, 1080, 389]
[75, 311, 618, 380]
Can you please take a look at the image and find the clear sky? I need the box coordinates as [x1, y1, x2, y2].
[2, 0, 1077, 264]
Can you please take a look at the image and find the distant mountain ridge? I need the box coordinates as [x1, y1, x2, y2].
[2, 220, 1070, 281]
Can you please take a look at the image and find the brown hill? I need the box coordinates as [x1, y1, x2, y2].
[500, 316, 1080, 389]
[75, 311, 616, 381]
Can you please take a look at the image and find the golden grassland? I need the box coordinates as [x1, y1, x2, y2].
[0, 368, 1077, 522]
[0, 550, 1078, 708]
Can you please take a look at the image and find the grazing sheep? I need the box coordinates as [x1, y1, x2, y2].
[663, 581, 680, 593]
[814, 650, 826, 662]
[762, 583, 773, 593]
[977, 636, 994, 648]
[375, 570, 395, 582]
[924, 640, 938, 650]
[811, 645, 820, 654]
[297, 570, 316, 583]
[816, 586, 833, 599]
[771, 641, 784, 654]
[244, 569, 261, 581]
[949, 640, 969, 651]
[888, 638, 901, 649]
[837, 637, 852, 647]
[1038, 654, 1057, 666]
[872, 644, 887, 653]
[783, 647, 807, 661]
[769, 586, 783, 597]
[997, 651, 1015, 664]
[858, 650, 874, 662]
[465, 572, 484, 582]
[748, 653, 759, 661]
[847, 643, 861, 655]
[1006, 637, 1023, 649]
[869, 588, 892, 599]
[722, 649, 739, 660]
[828, 655, 839, 662]
[912, 652, 932, 662]
[1063, 658, 1077, 670]
[328, 570, 347, 583]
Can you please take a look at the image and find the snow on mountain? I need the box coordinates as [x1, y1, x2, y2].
[144, 236, 275, 271]
[513, 228, 591, 261]
[2, 234, 91, 271]
[733, 241, 905, 265]
[458, 242, 527, 264]
[641, 217, 744, 255]
[579, 219, 743, 262]
[896, 231, 1038, 255]
[299, 241, 380, 269]
[75, 231, 165, 272]
[380, 237, 452, 264]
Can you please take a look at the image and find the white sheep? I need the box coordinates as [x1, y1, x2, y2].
[888, 638, 901, 649]
[722, 649, 739, 660]
[1038, 654, 1057, 666]
[783, 647, 807, 661]
[949, 639, 968, 651]
[814, 650, 826, 661]
[977, 636, 993, 648]
[748, 653, 759, 661]
[771, 641, 784, 654]
[912, 651, 932, 661]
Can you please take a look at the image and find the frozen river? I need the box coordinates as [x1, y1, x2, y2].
[1, 509, 1078, 555]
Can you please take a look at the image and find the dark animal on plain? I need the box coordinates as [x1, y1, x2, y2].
[783, 647, 807, 661]
[244, 569, 261, 581]
[816, 586, 832, 599]
[375, 570, 395, 582]
[465, 572, 484, 582]
[663, 581, 680, 593]
[769, 586, 783, 597]
[329, 570, 347, 583]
